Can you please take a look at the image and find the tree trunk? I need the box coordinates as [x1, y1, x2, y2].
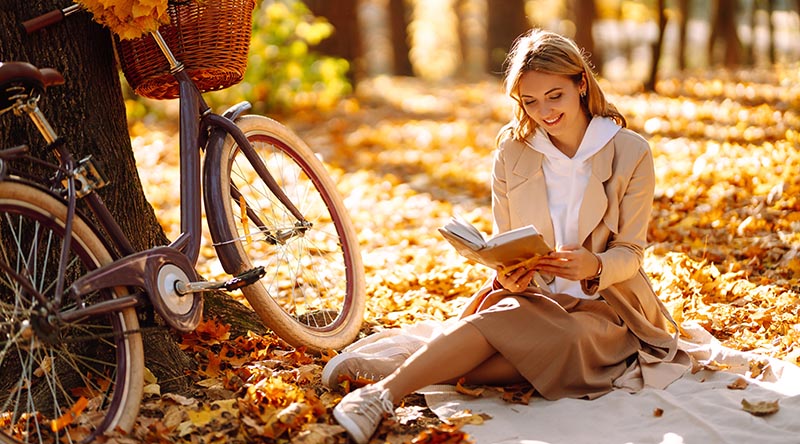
[708, 0, 742, 66]
[0, 1, 266, 395]
[767, 0, 776, 64]
[707, 0, 718, 64]
[389, 0, 414, 76]
[456, 0, 488, 80]
[570, 0, 602, 73]
[487, 0, 528, 76]
[0, 3, 166, 254]
[305, 0, 364, 82]
[645, 0, 667, 91]
[677, 0, 689, 70]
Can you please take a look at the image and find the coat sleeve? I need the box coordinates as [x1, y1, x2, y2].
[583, 135, 655, 294]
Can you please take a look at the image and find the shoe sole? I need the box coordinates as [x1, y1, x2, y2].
[333, 405, 370, 444]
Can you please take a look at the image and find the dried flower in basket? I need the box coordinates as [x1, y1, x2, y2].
[75, 0, 169, 39]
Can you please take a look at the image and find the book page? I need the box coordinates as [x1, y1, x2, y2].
[486, 225, 542, 248]
[480, 228, 552, 269]
[439, 215, 487, 250]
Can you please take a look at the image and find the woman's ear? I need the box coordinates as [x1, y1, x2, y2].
[580, 73, 588, 95]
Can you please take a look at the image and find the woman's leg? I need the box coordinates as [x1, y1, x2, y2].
[375, 319, 524, 400]
[458, 353, 527, 385]
[332, 317, 527, 443]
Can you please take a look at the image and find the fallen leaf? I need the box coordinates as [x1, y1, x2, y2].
[446, 410, 490, 427]
[741, 398, 780, 416]
[455, 378, 485, 397]
[727, 377, 749, 390]
[748, 359, 770, 379]
[50, 396, 88, 432]
[292, 423, 346, 444]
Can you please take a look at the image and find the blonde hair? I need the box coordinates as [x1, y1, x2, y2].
[501, 29, 626, 142]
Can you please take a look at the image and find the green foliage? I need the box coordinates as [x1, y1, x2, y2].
[206, 0, 352, 114]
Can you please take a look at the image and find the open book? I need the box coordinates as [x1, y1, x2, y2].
[438, 215, 553, 271]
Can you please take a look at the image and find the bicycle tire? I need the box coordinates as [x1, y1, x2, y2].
[205, 115, 365, 352]
[0, 181, 144, 444]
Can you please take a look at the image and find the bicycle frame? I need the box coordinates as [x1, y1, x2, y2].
[10, 30, 309, 331]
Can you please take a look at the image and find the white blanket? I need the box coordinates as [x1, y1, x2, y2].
[344, 321, 800, 444]
[420, 323, 800, 444]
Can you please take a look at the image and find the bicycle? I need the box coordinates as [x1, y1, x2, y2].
[0, 3, 366, 443]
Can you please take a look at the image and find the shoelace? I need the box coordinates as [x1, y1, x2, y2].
[354, 389, 395, 421]
[354, 370, 383, 381]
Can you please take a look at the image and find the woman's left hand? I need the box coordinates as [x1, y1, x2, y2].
[535, 245, 600, 281]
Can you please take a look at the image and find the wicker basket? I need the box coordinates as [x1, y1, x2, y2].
[117, 0, 255, 100]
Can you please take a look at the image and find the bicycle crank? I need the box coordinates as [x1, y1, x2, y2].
[70, 246, 203, 332]
[174, 266, 266, 293]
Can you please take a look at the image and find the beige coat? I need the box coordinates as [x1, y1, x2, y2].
[460, 128, 690, 391]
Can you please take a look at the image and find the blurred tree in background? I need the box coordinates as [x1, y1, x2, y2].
[130, 0, 800, 113]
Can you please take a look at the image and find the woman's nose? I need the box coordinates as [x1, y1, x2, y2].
[538, 103, 552, 118]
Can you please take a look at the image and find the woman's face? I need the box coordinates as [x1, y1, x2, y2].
[517, 70, 587, 142]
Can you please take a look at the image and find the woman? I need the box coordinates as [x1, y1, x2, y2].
[326, 29, 690, 444]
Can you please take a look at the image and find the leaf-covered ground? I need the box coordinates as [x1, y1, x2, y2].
[127, 69, 800, 443]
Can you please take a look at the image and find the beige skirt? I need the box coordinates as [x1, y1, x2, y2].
[463, 289, 641, 400]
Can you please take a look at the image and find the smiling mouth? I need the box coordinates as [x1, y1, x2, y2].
[543, 114, 562, 125]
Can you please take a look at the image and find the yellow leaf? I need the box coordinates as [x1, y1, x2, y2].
[446, 409, 490, 426]
[187, 406, 214, 427]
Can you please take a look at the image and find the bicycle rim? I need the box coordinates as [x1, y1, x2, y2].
[206, 115, 365, 352]
[0, 181, 144, 444]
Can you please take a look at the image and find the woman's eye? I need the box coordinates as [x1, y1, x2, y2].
[548, 94, 562, 100]
[524, 100, 535, 106]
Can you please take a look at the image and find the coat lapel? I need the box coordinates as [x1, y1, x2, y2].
[577, 140, 614, 245]
[507, 147, 557, 248]
[506, 120, 618, 249]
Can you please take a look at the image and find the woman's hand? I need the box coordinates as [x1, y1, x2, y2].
[496, 264, 537, 292]
[535, 245, 601, 281]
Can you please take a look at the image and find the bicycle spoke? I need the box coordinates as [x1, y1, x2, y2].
[0, 184, 145, 443]
[207, 116, 364, 350]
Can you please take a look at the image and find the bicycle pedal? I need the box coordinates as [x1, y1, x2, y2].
[223, 266, 266, 291]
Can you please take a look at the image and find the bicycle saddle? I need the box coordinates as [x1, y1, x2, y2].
[0, 61, 64, 109]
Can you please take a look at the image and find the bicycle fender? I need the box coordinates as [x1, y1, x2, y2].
[222, 101, 252, 120]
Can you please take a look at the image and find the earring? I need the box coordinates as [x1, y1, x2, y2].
[580, 90, 586, 98]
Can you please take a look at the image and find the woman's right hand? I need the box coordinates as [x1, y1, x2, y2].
[496, 265, 536, 292]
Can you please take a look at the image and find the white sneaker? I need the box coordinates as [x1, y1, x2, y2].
[322, 346, 410, 389]
[333, 385, 395, 444]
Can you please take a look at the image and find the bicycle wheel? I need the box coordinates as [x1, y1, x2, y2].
[205, 115, 365, 352]
[0, 181, 144, 444]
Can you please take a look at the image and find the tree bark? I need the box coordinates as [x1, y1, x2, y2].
[1, 1, 266, 396]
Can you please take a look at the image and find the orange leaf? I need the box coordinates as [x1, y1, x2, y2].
[455, 378, 485, 398]
[50, 396, 88, 432]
